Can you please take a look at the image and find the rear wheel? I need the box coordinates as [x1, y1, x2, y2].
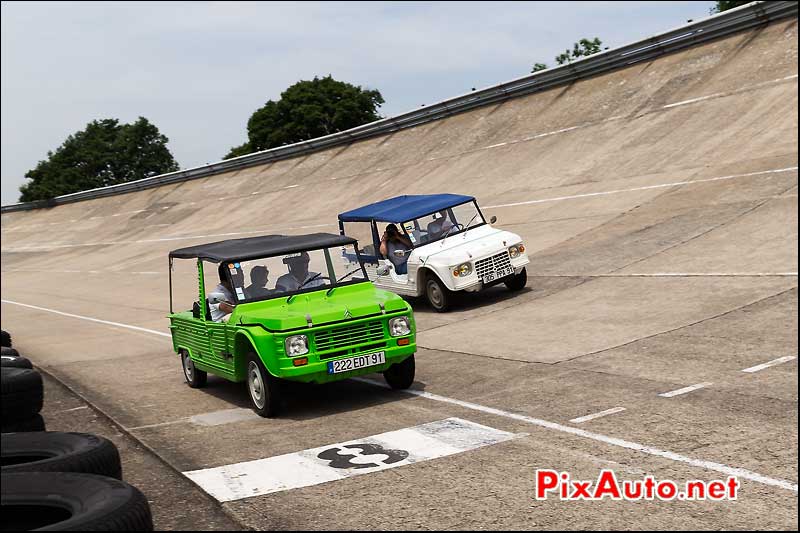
[383, 355, 415, 390]
[505, 267, 527, 291]
[247, 353, 280, 418]
[180, 350, 206, 388]
[425, 275, 453, 312]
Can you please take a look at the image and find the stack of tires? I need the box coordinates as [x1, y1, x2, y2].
[0, 329, 154, 531]
[1, 331, 44, 433]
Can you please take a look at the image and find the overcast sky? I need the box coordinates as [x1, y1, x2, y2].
[1, 1, 715, 205]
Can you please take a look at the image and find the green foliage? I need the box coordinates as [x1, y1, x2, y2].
[19, 117, 179, 202]
[711, 1, 751, 13]
[225, 75, 384, 159]
[556, 37, 603, 65]
[532, 37, 604, 72]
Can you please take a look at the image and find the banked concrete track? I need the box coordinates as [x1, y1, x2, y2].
[1, 15, 798, 530]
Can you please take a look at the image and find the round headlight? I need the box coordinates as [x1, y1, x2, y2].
[509, 245, 520, 258]
[452, 262, 472, 277]
[285, 335, 309, 356]
[389, 316, 411, 337]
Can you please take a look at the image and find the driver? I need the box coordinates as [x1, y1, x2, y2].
[275, 252, 326, 292]
[426, 210, 454, 240]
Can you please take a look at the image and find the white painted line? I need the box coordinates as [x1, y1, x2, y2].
[569, 407, 627, 424]
[484, 167, 798, 209]
[189, 408, 261, 427]
[3, 299, 795, 494]
[0, 300, 171, 338]
[742, 356, 797, 374]
[61, 405, 89, 412]
[353, 378, 798, 493]
[283, 184, 300, 189]
[184, 418, 517, 502]
[658, 382, 712, 398]
[2, 222, 340, 252]
[529, 273, 799, 278]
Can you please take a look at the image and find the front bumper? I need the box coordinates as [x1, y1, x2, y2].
[452, 253, 530, 292]
[273, 337, 416, 384]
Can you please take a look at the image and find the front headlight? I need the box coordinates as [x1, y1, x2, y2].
[284, 335, 309, 356]
[452, 262, 472, 277]
[389, 316, 411, 337]
[509, 244, 525, 258]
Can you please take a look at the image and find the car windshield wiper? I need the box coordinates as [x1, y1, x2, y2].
[440, 222, 460, 245]
[327, 267, 364, 295]
[286, 273, 324, 303]
[461, 213, 480, 239]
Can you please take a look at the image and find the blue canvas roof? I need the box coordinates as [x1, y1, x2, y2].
[338, 194, 475, 223]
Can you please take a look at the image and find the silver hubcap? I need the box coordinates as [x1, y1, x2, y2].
[248, 361, 266, 410]
[183, 355, 193, 382]
[427, 281, 443, 307]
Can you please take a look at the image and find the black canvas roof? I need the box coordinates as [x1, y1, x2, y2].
[169, 233, 356, 262]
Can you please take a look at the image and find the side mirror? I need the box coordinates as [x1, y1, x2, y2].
[392, 249, 407, 258]
[490, 215, 497, 224]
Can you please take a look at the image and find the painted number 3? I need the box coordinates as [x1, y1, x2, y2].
[317, 443, 409, 469]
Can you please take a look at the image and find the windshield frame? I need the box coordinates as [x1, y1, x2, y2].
[399, 200, 487, 249]
[216, 242, 370, 306]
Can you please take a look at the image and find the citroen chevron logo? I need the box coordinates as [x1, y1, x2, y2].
[344, 308, 353, 319]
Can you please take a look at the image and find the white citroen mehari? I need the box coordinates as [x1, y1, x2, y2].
[338, 194, 530, 312]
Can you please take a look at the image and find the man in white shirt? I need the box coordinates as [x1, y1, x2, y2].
[276, 252, 326, 292]
[209, 263, 237, 322]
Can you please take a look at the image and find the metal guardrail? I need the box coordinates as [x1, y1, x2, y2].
[2, 1, 797, 213]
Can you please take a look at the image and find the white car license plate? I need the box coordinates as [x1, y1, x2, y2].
[327, 351, 386, 374]
[483, 266, 514, 283]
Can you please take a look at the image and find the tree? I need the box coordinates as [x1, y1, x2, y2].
[224, 75, 384, 159]
[711, 1, 751, 13]
[19, 117, 179, 202]
[556, 37, 604, 65]
[531, 37, 605, 73]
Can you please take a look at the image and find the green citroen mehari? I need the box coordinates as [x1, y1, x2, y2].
[168, 233, 416, 417]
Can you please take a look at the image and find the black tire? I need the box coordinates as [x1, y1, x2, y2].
[505, 267, 527, 291]
[2, 354, 32, 369]
[425, 274, 453, 312]
[2, 431, 122, 480]
[246, 352, 280, 418]
[383, 354, 415, 390]
[181, 350, 207, 388]
[2, 413, 46, 433]
[1, 368, 43, 422]
[1, 472, 153, 531]
[0, 329, 10, 348]
[1, 346, 20, 357]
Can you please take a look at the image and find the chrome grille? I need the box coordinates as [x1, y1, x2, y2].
[475, 251, 512, 280]
[314, 320, 384, 352]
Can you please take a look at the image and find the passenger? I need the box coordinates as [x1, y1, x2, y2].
[426, 210, 454, 240]
[245, 265, 272, 299]
[380, 224, 412, 275]
[209, 263, 237, 322]
[275, 252, 326, 292]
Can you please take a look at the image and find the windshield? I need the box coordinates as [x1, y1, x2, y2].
[399, 201, 485, 247]
[221, 243, 368, 303]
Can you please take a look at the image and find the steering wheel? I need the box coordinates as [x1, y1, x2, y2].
[299, 274, 330, 289]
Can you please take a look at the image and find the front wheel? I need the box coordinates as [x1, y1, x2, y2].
[181, 350, 206, 388]
[425, 275, 453, 312]
[247, 353, 280, 418]
[505, 267, 527, 291]
[383, 355, 415, 390]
